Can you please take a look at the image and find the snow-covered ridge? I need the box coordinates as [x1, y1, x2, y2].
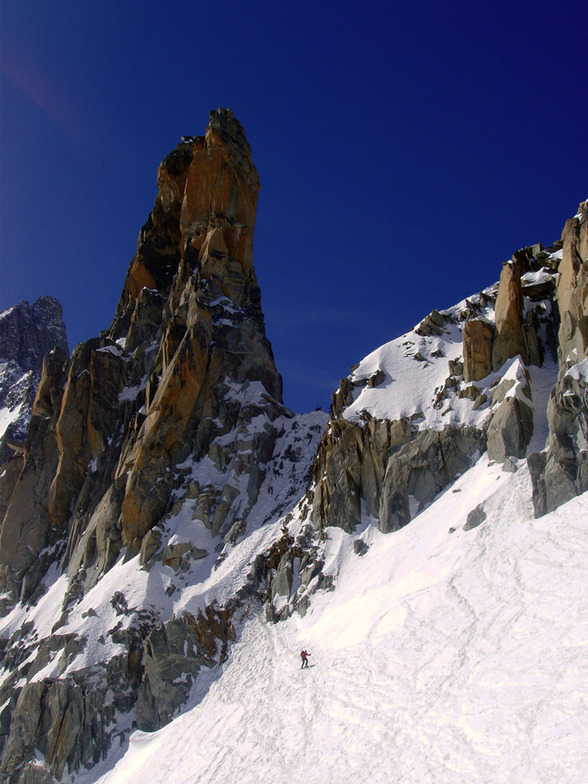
[341, 270, 557, 437]
[342, 289, 495, 428]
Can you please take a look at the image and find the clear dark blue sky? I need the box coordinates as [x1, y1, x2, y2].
[1, 1, 586, 413]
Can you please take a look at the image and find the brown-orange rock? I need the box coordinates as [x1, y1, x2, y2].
[110, 141, 195, 339]
[556, 200, 588, 363]
[0, 347, 68, 601]
[492, 260, 527, 371]
[112, 109, 280, 547]
[0, 108, 284, 599]
[180, 109, 260, 262]
[463, 318, 495, 382]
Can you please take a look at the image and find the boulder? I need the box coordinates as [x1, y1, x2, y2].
[368, 369, 386, 388]
[271, 552, 293, 601]
[140, 527, 163, 565]
[162, 542, 208, 572]
[487, 396, 534, 464]
[415, 309, 445, 337]
[464, 504, 487, 531]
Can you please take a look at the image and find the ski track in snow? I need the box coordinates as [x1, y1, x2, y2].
[92, 461, 588, 784]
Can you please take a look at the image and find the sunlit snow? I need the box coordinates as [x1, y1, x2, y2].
[82, 457, 588, 784]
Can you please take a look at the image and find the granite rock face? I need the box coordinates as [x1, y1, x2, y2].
[309, 227, 567, 536]
[463, 246, 558, 385]
[529, 201, 588, 515]
[0, 108, 282, 604]
[492, 258, 527, 371]
[311, 407, 486, 536]
[135, 605, 237, 731]
[0, 110, 329, 783]
[463, 318, 494, 382]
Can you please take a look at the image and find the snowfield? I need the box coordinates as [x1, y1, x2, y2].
[84, 455, 588, 784]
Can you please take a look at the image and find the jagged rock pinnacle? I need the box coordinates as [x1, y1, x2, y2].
[0, 109, 283, 600]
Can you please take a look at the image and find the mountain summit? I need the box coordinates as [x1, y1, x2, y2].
[0, 108, 288, 603]
[0, 111, 586, 784]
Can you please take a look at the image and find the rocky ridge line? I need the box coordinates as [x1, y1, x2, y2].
[308, 204, 587, 536]
[528, 200, 588, 513]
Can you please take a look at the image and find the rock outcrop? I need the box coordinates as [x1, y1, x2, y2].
[486, 372, 534, 464]
[0, 345, 69, 605]
[529, 200, 588, 515]
[463, 317, 494, 382]
[311, 401, 487, 535]
[492, 258, 527, 371]
[463, 246, 558, 385]
[309, 231, 565, 536]
[135, 604, 237, 731]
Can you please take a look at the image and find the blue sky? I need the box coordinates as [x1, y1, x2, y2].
[1, 1, 586, 413]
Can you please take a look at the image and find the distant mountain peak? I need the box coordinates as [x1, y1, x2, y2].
[0, 296, 68, 463]
[0, 295, 67, 370]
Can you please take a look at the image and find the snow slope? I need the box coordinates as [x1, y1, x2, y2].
[0, 411, 328, 682]
[85, 456, 588, 784]
[343, 295, 496, 429]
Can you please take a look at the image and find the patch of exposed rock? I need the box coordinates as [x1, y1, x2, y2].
[463, 246, 558, 384]
[0, 345, 70, 604]
[135, 604, 238, 731]
[529, 201, 588, 515]
[310, 414, 486, 534]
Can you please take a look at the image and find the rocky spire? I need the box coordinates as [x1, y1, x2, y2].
[0, 111, 327, 783]
[0, 109, 284, 602]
